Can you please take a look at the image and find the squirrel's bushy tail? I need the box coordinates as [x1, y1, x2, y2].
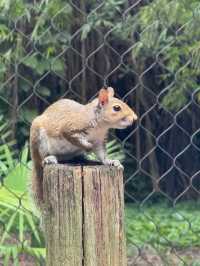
[31, 161, 43, 210]
[30, 122, 44, 211]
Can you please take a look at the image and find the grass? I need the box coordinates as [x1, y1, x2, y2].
[125, 201, 200, 248]
[125, 201, 200, 265]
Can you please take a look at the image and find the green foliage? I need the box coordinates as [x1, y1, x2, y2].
[0, 144, 45, 265]
[126, 202, 200, 248]
[1, 0, 200, 264]
[0, 245, 45, 266]
[128, 0, 200, 111]
[87, 139, 126, 162]
[0, 188, 41, 243]
[191, 262, 200, 266]
[0, 115, 16, 163]
[0, 0, 199, 145]
[0, 0, 76, 145]
[1, 143, 32, 192]
[0, 187, 45, 265]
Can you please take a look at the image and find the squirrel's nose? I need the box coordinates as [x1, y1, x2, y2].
[126, 113, 138, 125]
[130, 112, 138, 123]
[133, 112, 138, 121]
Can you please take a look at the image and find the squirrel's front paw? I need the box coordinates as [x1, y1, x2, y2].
[103, 159, 124, 169]
[43, 155, 58, 166]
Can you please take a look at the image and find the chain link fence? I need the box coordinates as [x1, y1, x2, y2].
[0, 0, 200, 265]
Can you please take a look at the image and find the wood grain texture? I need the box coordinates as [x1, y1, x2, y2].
[43, 164, 126, 266]
[43, 165, 83, 266]
[83, 166, 127, 266]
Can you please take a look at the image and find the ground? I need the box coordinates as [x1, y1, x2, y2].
[127, 245, 200, 266]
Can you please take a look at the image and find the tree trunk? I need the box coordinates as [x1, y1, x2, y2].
[43, 164, 127, 266]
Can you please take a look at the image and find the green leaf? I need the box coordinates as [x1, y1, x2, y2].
[26, 213, 41, 244]
[3, 246, 12, 266]
[4, 144, 31, 192]
[3, 145, 14, 169]
[12, 246, 19, 266]
[1, 211, 18, 244]
[51, 59, 65, 73]
[38, 86, 51, 97]
[23, 53, 40, 71]
[19, 212, 24, 242]
[81, 24, 91, 40]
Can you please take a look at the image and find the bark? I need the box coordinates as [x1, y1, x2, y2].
[43, 164, 127, 266]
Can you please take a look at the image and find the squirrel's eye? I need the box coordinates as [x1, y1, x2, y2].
[113, 105, 121, 112]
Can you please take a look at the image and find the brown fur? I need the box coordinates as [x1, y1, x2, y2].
[30, 87, 138, 210]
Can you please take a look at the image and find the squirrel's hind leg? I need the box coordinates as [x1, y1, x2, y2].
[37, 128, 58, 166]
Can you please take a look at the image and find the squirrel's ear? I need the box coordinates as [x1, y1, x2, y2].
[98, 88, 109, 106]
[107, 87, 114, 97]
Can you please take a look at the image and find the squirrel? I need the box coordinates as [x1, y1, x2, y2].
[30, 87, 138, 209]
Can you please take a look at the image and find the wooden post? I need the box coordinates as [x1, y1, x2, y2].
[43, 164, 127, 266]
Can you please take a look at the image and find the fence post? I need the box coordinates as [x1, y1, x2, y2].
[43, 164, 127, 266]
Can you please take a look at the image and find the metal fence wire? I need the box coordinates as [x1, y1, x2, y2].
[0, 0, 200, 265]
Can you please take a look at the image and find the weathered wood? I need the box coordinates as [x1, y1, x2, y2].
[43, 165, 83, 266]
[43, 164, 127, 266]
[83, 166, 127, 266]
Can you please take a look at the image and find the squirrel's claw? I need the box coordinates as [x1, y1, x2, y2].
[103, 159, 124, 170]
[43, 155, 58, 166]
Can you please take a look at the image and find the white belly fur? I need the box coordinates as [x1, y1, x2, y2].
[39, 126, 107, 160]
[48, 137, 82, 157]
